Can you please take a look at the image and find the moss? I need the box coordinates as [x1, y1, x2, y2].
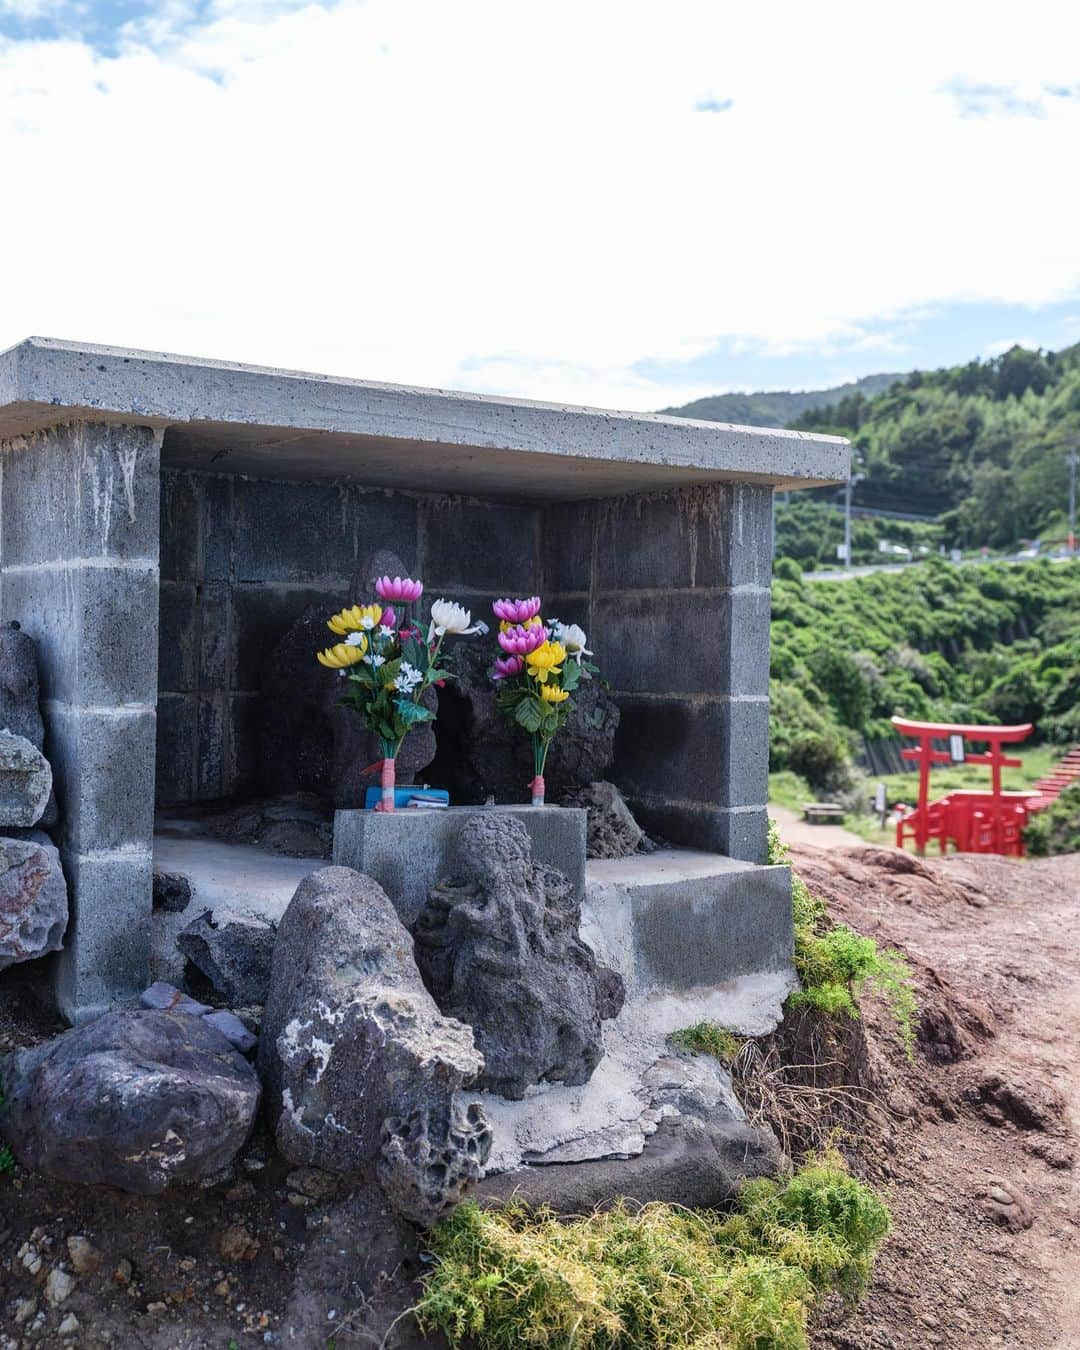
[668, 1022, 742, 1065]
[417, 1152, 890, 1349]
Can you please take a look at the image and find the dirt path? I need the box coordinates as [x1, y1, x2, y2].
[789, 846, 1080, 1349]
[769, 802, 870, 851]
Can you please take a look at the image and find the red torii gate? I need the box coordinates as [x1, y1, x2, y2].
[891, 716, 1037, 857]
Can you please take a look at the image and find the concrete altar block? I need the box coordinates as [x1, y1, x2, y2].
[582, 850, 794, 998]
[332, 805, 587, 926]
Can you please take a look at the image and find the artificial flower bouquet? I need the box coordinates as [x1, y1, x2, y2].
[316, 575, 486, 810]
[489, 596, 597, 805]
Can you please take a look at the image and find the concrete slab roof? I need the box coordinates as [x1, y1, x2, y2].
[0, 337, 849, 501]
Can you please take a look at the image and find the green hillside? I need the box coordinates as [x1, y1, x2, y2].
[770, 557, 1080, 790]
[661, 371, 901, 427]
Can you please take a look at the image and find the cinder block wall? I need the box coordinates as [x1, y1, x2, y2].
[157, 470, 542, 804]
[542, 483, 773, 862]
[0, 422, 161, 1021]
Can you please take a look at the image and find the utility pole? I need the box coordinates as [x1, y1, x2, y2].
[843, 470, 865, 568]
[1067, 448, 1079, 555]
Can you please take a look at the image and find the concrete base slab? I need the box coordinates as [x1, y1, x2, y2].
[152, 822, 317, 984]
[478, 849, 796, 1174]
[332, 804, 586, 927]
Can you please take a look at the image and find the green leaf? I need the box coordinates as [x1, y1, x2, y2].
[514, 697, 545, 734]
[561, 662, 582, 693]
[396, 699, 434, 726]
[402, 637, 429, 672]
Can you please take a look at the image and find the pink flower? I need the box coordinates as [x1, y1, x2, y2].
[375, 575, 423, 603]
[380, 606, 397, 629]
[498, 623, 549, 655]
[493, 595, 542, 624]
[492, 655, 525, 681]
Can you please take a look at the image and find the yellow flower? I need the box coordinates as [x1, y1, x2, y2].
[539, 683, 570, 704]
[316, 639, 367, 669]
[526, 640, 566, 683]
[327, 603, 382, 635]
[498, 615, 544, 633]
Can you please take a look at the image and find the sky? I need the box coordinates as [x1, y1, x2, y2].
[2, 0, 1079, 411]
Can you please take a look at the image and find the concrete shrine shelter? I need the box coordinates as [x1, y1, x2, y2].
[0, 337, 849, 1023]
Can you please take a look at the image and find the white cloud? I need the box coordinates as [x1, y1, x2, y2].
[1, 0, 1079, 408]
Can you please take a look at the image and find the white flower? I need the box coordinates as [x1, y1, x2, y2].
[552, 621, 592, 662]
[393, 661, 424, 694]
[428, 598, 484, 641]
[363, 653, 386, 668]
[360, 615, 377, 630]
[378, 624, 395, 639]
[344, 632, 366, 648]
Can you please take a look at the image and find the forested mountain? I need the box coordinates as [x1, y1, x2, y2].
[662, 371, 901, 427]
[793, 343, 1080, 549]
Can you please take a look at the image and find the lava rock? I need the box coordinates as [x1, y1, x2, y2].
[152, 869, 193, 914]
[379, 1099, 492, 1229]
[0, 623, 57, 826]
[177, 910, 277, 1006]
[259, 866, 489, 1224]
[259, 551, 436, 809]
[200, 794, 333, 859]
[0, 1009, 260, 1193]
[426, 638, 621, 805]
[560, 780, 644, 859]
[412, 813, 617, 1100]
[0, 837, 68, 971]
[0, 733, 52, 829]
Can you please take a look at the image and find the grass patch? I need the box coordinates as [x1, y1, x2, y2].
[417, 1150, 890, 1349]
[669, 1022, 741, 1065]
[1025, 781, 1080, 856]
[768, 819, 917, 1059]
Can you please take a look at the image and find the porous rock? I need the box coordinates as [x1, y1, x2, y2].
[0, 733, 52, 830]
[427, 640, 620, 804]
[258, 866, 489, 1224]
[412, 814, 621, 1100]
[259, 550, 436, 809]
[0, 837, 68, 971]
[560, 780, 645, 859]
[0, 1009, 260, 1193]
[0, 623, 57, 827]
[152, 869, 192, 914]
[177, 910, 277, 1006]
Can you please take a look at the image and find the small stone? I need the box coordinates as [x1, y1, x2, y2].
[57, 1314, 79, 1338]
[44, 1268, 75, 1307]
[285, 1168, 339, 1201]
[178, 911, 277, 1006]
[12, 1299, 36, 1326]
[138, 981, 212, 1016]
[146, 1301, 167, 1315]
[178, 1257, 197, 1272]
[214, 1280, 230, 1297]
[152, 870, 193, 914]
[202, 1009, 257, 1054]
[217, 1224, 260, 1262]
[113, 1259, 133, 1285]
[225, 1180, 256, 1202]
[66, 1235, 103, 1275]
[990, 1185, 1014, 1205]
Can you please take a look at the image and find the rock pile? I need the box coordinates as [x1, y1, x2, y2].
[412, 813, 623, 1099]
[560, 780, 647, 858]
[259, 866, 491, 1225]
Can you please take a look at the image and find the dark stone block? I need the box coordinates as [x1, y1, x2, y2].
[229, 693, 261, 797]
[422, 499, 539, 594]
[594, 593, 731, 696]
[196, 694, 228, 801]
[627, 799, 769, 862]
[611, 696, 768, 808]
[155, 693, 195, 805]
[231, 585, 337, 691]
[0, 569, 79, 706]
[594, 485, 735, 593]
[157, 582, 197, 693]
[232, 479, 417, 584]
[201, 475, 233, 581]
[728, 588, 772, 698]
[727, 485, 774, 589]
[198, 582, 231, 690]
[159, 472, 199, 582]
[541, 500, 595, 595]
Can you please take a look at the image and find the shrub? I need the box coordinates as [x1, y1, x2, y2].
[1024, 782, 1080, 856]
[417, 1152, 891, 1349]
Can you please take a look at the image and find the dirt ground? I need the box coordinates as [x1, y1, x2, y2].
[2, 845, 1079, 1348]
